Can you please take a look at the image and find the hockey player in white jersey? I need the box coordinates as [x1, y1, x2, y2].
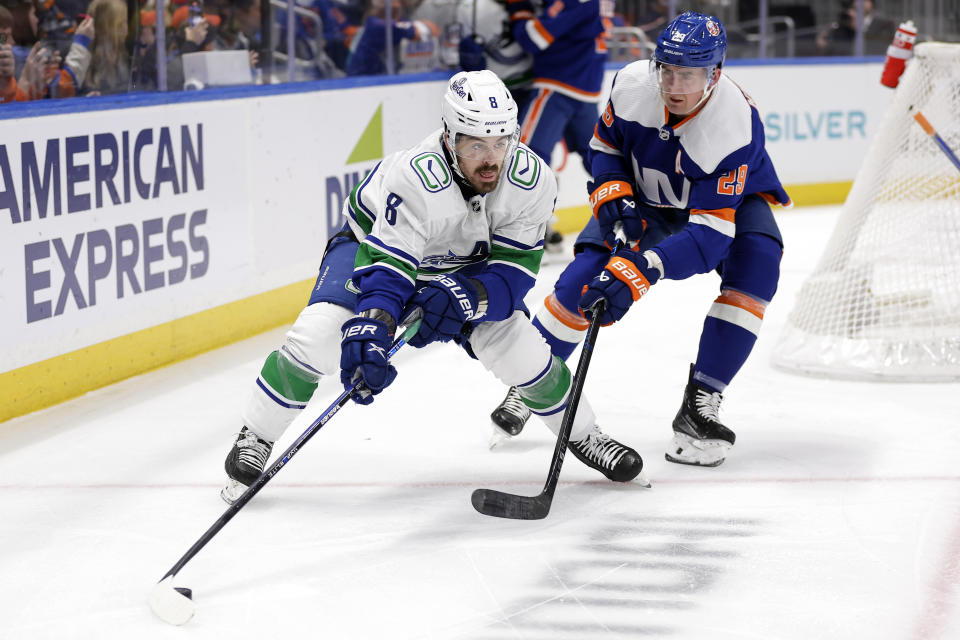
[220, 70, 643, 504]
[491, 13, 790, 467]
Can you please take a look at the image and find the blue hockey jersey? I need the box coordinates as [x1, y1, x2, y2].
[589, 60, 791, 278]
[508, 0, 608, 100]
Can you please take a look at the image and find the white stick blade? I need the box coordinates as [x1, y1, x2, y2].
[149, 576, 195, 625]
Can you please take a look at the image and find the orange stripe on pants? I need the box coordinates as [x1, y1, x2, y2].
[520, 89, 552, 145]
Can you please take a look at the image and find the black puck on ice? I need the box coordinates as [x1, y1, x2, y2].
[174, 587, 193, 600]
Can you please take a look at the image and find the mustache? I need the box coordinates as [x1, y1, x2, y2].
[476, 164, 499, 173]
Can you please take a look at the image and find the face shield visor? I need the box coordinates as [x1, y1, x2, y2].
[452, 133, 513, 165]
[653, 60, 717, 96]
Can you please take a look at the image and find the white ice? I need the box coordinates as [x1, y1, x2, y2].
[1, 206, 958, 640]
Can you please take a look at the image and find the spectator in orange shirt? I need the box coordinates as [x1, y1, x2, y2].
[0, 3, 93, 102]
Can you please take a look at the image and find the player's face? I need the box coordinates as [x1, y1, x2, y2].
[657, 63, 715, 116]
[455, 134, 511, 193]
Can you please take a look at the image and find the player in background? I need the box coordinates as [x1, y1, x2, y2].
[484, 0, 612, 429]
[504, 0, 608, 165]
[454, 0, 533, 105]
[220, 70, 644, 504]
[491, 12, 790, 467]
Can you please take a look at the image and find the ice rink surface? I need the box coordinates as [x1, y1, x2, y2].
[2, 206, 958, 639]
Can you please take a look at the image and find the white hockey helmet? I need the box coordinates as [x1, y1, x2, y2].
[441, 70, 519, 178]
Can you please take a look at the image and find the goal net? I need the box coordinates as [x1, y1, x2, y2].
[772, 42, 960, 382]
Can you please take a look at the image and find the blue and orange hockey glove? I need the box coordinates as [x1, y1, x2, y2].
[588, 179, 646, 249]
[579, 248, 662, 325]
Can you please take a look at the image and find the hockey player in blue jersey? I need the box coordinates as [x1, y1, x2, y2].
[491, 12, 790, 467]
[498, 0, 611, 253]
[505, 0, 607, 155]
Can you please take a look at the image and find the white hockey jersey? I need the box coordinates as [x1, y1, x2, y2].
[344, 130, 556, 323]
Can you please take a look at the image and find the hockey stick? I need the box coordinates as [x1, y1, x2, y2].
[149, 308, 423, 626]
[912, 110, 960, 173]
[471, 303, 605, 520]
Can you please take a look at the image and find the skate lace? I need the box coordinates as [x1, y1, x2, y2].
[694, 388, 723, 423]
[237, 431, 271, 470]
[502, 387, 531, 418]
[575, 428, 626, 469]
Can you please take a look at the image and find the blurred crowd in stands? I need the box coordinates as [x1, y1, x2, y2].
[0, 0, 957, 103]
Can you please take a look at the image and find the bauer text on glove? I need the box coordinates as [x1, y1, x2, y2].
[578, 249, 663, 325]
[406, 274, 487, 347]
[339, 315, 398, 405]
[589, 179, 646, 249]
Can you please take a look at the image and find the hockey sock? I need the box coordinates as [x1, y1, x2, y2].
[515, 355, 571, 415]
[241, 349, 321, 442]
[695, 233, 781, 392]
[532, 304, 582, 361]
[516, 354, 596, 440]
[533, 247, 608, 360]
[260, 349, 320, 404]
[694, 302, 761, 393]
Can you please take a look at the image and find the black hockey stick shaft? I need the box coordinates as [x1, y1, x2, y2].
[537, 306, 605, 498]
[471, 304, 604, 520]
[157, 308, 423, 582]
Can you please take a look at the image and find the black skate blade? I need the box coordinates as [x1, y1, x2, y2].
[664, 452, 725, 468]
[471, 488, 550, 520]
[490, 412, 526, 437]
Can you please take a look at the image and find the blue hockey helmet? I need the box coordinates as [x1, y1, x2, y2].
[654, 11, 727, 69]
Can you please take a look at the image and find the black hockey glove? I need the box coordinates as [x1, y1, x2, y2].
[340, 316, 397, 405]
[588, 179, 646, 249]
[407, 274, 485, 348]
[579, 247, 661, 325]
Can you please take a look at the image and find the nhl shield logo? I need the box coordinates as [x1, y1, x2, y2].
[706, 20, 720, 36]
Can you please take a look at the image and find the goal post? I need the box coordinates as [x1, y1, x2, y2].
[772, 42, 960, 382]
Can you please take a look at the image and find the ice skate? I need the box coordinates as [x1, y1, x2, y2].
[490, 386, 530, 438]
[569, 424, 646, 483]
[665, 366, 736, 467]
[221, 427, 274, 504]
[544, 227, 564, 253]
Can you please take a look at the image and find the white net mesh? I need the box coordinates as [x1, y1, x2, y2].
[772, 43, 960, 381]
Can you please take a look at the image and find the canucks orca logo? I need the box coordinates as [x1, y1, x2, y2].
[419, 242, 490, 273]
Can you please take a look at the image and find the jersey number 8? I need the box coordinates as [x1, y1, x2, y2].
[385, 193, 403, 224]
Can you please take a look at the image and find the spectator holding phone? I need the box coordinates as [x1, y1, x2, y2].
[1, 3, 93, 101]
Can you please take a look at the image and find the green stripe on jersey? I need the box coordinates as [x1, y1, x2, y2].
[355, 244, 418, 284]
[490, 243, 543, 276]
[348, 178, 376, 234]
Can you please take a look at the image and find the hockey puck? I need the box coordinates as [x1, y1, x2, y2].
[174, 587, 193, 600]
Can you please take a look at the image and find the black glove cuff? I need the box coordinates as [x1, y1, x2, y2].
[358, 308, 397, 335]
[466, 278, 488, 320]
